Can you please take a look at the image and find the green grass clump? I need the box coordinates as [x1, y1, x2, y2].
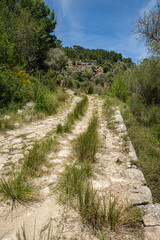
[77, 183, 106, 228]
[56, 162, 93, 203]
[22, 137, 56, 177]
[107, 196, 142, 231]
[57, 96, 88, 133]
[0, 174, 35, 208]
[74, 116, 98, 163]
[16, 221, 53, 240]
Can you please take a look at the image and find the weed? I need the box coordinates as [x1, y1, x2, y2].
[0, 174, 35, 208]
[21, 137, 56, 177]
[74, 116, 98, 163]
[116, 158, 122, 165]
[63, 96, 88, 133]
[107, 196, 142, 231]
[56, 123, 63, 134]
[56, 162, 93, 203]
[16, 220, 54, 240]
[77, 183, 106, 228]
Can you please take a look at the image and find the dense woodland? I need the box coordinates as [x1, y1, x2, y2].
[0, 0, 160, 201]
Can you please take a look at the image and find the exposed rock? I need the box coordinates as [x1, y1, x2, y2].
[58, 149, 70, 158]
[4, 115, 10, 120]
[25, 101, 34, 108]
[142, 204, 160, 226]
[48, 174, 57, 184]
[116, 124, 127, 133]
[124, 168, 146, 182]
[143, 226, 160, 240]
[14, 122, 20, 128]
[128, 141, 138, 161]
[11, 154, 24, 162]
[128, 186, 152, 205]
[11, 138, 22, 145]
[26, 133, 36, 139]
[41, 187, 50, 195]
[17, 109, 24, 114]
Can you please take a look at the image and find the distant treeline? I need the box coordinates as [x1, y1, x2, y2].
[64, 45, 133, 65]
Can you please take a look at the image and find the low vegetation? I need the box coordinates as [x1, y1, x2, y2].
[16, 221, 53, 240]
[56, 95, 88, 133]
[73, 115, 99, 163]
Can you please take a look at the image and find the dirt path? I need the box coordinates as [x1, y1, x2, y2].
[0, 95, 159, 240]
[0, 96, 95, 240]
[0, 90, 81, 175]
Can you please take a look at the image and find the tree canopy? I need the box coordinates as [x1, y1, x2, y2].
[135, 1, 160, 55]
[0, 0, 57, 69]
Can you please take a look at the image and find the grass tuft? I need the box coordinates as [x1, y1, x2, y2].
[77, 183, 106, 228]
[0, 174, 35, 208]
[73, 116, 98, 163]
[56, 96, 88, 133]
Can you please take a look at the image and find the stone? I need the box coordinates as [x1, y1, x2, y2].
[4, 115, 10, 120]
[124, 168, 146, 182]
[42, 166, 48, 172]
[26, 133, 36, 139]
[116, 123, 127, 133]
[0, 136, 5, 141]
[1, 149, 9, 153]
[128, 186, 152, 205]
[14, 122, 20, 128]
[41, 187, 50, 195]
[112, 114, 123, 124]
[11, 154, 24, 162]
[128, 141, 138, 161]
[142, 204, 160, 226]
[143, 226, 160, 240]
[48, 174, 57, 183]
[11, 138, 22, 145]
[25, 101, 34, 108]
[17, 109, 23, 114]
[58, 149, 70, 158]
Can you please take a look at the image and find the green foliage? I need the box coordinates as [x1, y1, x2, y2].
[135, 1, 160, 55]
[64, 45, 123, 64]
[74, 116, 98, 163]
[121, 103, 160, 202]
[35, 88, 57, 114]
[45, 48, 67, 71]
[108, 70, 130, 103]
[0, 0, 57, 69]
[0, 69, 34, 108]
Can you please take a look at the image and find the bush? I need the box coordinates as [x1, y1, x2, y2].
[35, 88, 57, 114]
[41, 70, 57, 91]
[108, 70, 130, 103]
[0, 70, 34, 108]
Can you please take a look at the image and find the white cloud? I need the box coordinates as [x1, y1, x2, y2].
[139, 0, 157, 16]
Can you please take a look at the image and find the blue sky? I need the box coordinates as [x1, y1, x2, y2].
[45, 0, 157, 62]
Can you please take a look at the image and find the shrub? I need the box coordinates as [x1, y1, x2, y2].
[0, 70, 34, 108]
[108, 70, 130, 103]
[35, 88, 57, 114]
